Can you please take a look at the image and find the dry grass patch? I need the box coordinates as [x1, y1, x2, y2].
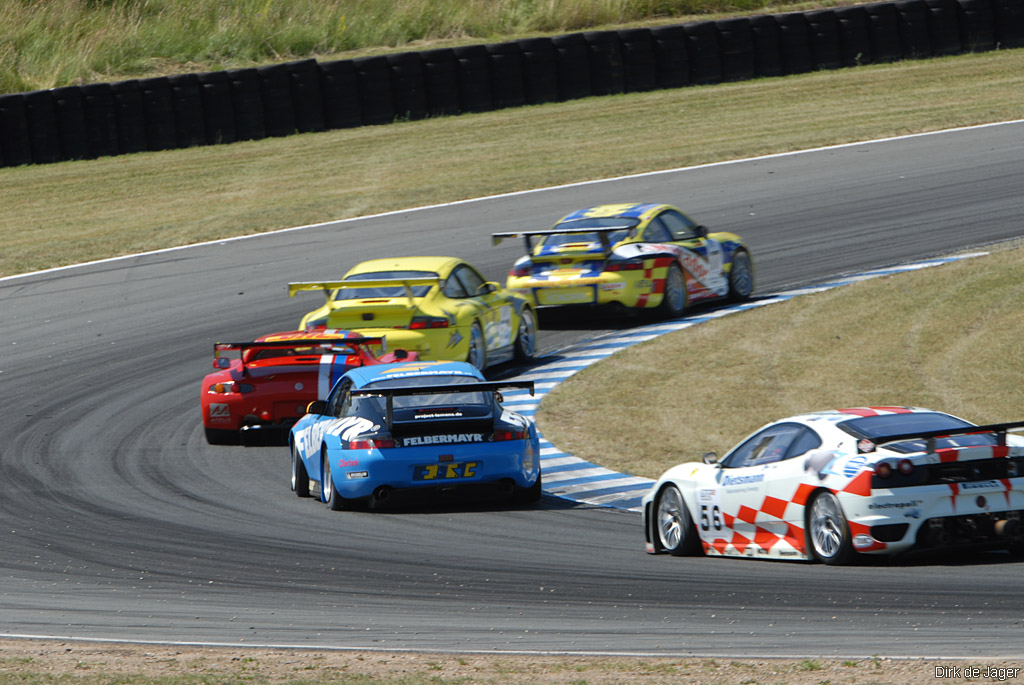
[538, 242, 1024, 479]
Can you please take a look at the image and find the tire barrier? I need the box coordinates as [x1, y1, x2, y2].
[2, 0, 1021, 167]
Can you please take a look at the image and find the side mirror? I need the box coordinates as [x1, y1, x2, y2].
[478, 282, 498, 295]
[306, 400, 327, 415]
[696, 224, 709, 238]
[702, 451, 719, 465]
[213, 358, 231, 369]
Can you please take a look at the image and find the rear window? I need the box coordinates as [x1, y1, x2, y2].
[540, 218, 639, 248]
[333, 270, 438, 301]
[838, 412, 994, 452]
[365, 375, 490, 409]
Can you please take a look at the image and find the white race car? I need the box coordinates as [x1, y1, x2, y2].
[642, 407, 1024, 564]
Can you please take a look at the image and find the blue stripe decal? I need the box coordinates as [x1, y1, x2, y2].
[510, 253, 986, 513]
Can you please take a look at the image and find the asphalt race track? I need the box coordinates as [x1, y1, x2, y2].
[2, 122, 1023, 658]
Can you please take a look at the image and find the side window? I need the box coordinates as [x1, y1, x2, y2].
[642, 217, 672, 243]
[784, 428, 823, 460]
[454, 265, 487, 297]
[443, 270, 469, 298]
[660, 210, 700, 241]
[722, 424, 805, 468]
[326, 380, 352, 417]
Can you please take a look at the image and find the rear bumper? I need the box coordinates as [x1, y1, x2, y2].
[840, 479, 1024, 555]
[508, 272, 661, 309]
[328, 440, 540, 500]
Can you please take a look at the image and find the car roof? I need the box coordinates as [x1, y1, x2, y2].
[556, 203, 672, 225]
[255, 329, 358, 342]
[778, 406, 948, 428]
[344, 360, 484, 389]
[344, 256, 462, 278]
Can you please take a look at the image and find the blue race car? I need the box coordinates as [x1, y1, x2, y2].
[289, 361, 541, 510]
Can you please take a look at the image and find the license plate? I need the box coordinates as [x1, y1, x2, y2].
[413, 462, 478, 481]
[537, 287, 594, 305]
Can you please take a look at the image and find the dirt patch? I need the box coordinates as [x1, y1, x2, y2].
[1, 639, 1022, 683]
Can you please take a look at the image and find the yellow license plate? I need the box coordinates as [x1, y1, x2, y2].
[414, 462, 478, 481]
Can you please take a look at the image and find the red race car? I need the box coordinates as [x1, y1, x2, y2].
[201, 330, 416, 446]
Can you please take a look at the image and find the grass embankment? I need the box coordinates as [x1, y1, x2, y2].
[540, 243, 1024, 478]
[2, 48, 1023, 278]
[2, 0, 851, 93]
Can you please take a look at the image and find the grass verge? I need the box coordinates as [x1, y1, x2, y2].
[2, 48, 1023, 278]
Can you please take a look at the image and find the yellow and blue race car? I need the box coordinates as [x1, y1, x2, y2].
[493, 203, 754, 317]
[289, 256, 536, 371]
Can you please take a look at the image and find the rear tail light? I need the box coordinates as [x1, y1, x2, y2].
[897, 459, 914, 476]
[604, 261, 644, 272]
[875, 461, 893, 479]
[347, 438, 396, 450]
[209, 382, 254, 394]
[409, 316, 449, 329]
[493, 429, 525, 441]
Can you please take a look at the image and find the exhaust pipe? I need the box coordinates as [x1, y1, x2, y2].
[373, 486, 391, 502]
[500, 479, 515, 496]
[995, 518, 1023, 540]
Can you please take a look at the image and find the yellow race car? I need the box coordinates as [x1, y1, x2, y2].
[493, 203, 754, 317]
[289, 256, 537, 370]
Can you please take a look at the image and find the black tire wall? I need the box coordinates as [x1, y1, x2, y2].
[1, 0, 1020, 167]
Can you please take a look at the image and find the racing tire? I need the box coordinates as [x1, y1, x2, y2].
[656, 264, 687, 319]
[727, 248, 754, 301]
[513, 471, 542, 504]
[807, 490, 856, 565]
[204, 427, 238, 445]
[513, 307, 537, 362]
[466, 321, 487, 370]
[322, 452, 350, 511]
[291, 443, 310, 497]
[655, 484, 700, 556]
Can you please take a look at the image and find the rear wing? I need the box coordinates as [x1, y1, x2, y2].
[214, 337, 386, 373]
[352, 380, 535, 428]
[868, 420, 1024, 453]
[492, 225, 635, 256]
[288, 278, 441, 304]
[214, 336, 384, 357]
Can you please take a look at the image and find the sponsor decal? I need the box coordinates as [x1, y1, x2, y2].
[500, 410, 527, 427]
[961, 480, 1001, 490]
[852, 534, 876, 549]
[338, 458, 359, 467]
[295, 382, 304, 391]
[868, 500, 923, 510]
[844, 455, 868, 478]
[635, 279, 653, 290]
[209, 403, 230, 418]
[403, 433, 484, 446]
[414, 411, 463, 419]
[598, 282, 626, 291]
[698, 488, 717, 501]
[722, 473, 765, 486]
[857, 438, 875, 453]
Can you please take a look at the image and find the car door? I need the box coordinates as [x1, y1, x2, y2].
[655, 209, 728, 300]
[700, 423, 816, 555]
[450, 263, 515, 352]
[296, 379, 352, 468]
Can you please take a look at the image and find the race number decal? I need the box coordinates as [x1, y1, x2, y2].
[696, 487, 724, 542]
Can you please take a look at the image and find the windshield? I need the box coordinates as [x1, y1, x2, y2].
[332, 270, 438, 301]
[838, 412, 995, 453]
[364, 375, 491, 408]
[540, 218, 639, 248]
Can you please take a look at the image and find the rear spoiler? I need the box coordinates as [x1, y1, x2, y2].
[352, 380, 535, 429]
[492, 225, 634, 256]
[214, 336, 384, 356]
[288, 278, 441, 304]
[868, 420, 1024, 453]
[214, 337, 385, 374]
